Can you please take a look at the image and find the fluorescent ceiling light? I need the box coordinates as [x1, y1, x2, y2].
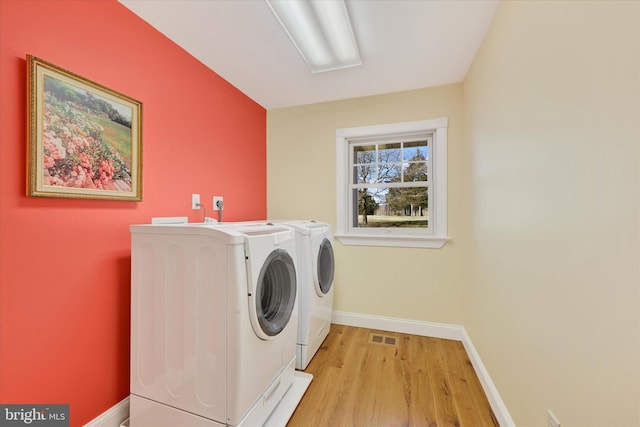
[266, 0, 362, 73]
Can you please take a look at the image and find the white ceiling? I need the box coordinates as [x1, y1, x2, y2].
[119, 0, 500, 110]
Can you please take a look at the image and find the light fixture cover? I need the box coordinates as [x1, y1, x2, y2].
[266, 0, 362, 73]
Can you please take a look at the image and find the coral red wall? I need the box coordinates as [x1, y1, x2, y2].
[0, 1, 266, 425]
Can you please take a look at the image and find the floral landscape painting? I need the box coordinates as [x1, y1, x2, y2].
[28, 55, 142, 200]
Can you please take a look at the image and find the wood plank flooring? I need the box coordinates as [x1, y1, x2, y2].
[287, 324, 498, 427]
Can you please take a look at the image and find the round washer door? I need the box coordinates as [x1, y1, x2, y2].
[249, 248, 297, 340]
[314, 237, 335, 297]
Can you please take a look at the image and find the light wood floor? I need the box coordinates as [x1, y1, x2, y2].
[287, 324, 498, 427]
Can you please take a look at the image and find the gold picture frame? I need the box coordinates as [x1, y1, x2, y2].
[27, 55, 142, 201]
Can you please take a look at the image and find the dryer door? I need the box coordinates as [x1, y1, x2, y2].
[249, 248, 297, 340]
[314, 237, 335, 297]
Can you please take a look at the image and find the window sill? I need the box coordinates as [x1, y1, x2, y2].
[334, 234, 450, 249]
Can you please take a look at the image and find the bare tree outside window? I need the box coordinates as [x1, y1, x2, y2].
[352, 140, 429, 229]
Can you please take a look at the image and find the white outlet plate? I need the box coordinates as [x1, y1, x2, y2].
[548, 410, 561, 427]
[192, 194, 200, 210]
[213, 196, 223, 211]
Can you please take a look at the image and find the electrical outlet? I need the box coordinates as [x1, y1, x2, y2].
[191, 193, 200, 210]
[213, 196, 224, 211]
[548, 410, 561, 427]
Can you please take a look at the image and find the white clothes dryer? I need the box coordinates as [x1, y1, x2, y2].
[129, 223, 299, 427]
[279, 220, 335, 370]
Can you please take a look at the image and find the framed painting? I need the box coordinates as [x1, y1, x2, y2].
[27, 55, 143, 201]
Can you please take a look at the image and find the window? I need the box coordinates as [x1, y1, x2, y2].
[335, 118, 449, 248]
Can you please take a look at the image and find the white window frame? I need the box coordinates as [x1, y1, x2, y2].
[335, 118, 449, 249]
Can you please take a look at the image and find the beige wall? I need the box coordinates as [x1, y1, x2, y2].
[464, 1, 640, 427]
[267, 1, 639, 426]
[267, 84, 470, 325]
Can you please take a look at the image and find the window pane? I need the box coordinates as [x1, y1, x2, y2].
[378, 163, 401, 183]
[354, 165, 377, 184]
[386, 186, 428, 221]
[403, 162, 427, 182]
[352, 187, 428, 229]
[402, 140, 428, 161]
[378, 143, 401, 163]
[354, 145, 376, 164]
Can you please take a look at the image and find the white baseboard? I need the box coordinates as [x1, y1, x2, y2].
[331, 310, 515, 427]
[83, 396, 129, 427]
[332, 310, 466, 341]
[460, 329, 515, 427]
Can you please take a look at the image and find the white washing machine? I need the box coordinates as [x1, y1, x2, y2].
[129, 222, 301, 426]
[283, 221, 335, 370]
[225, 220, 336, 370]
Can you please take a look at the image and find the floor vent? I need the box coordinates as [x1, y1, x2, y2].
[368, 333, 398, 346]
